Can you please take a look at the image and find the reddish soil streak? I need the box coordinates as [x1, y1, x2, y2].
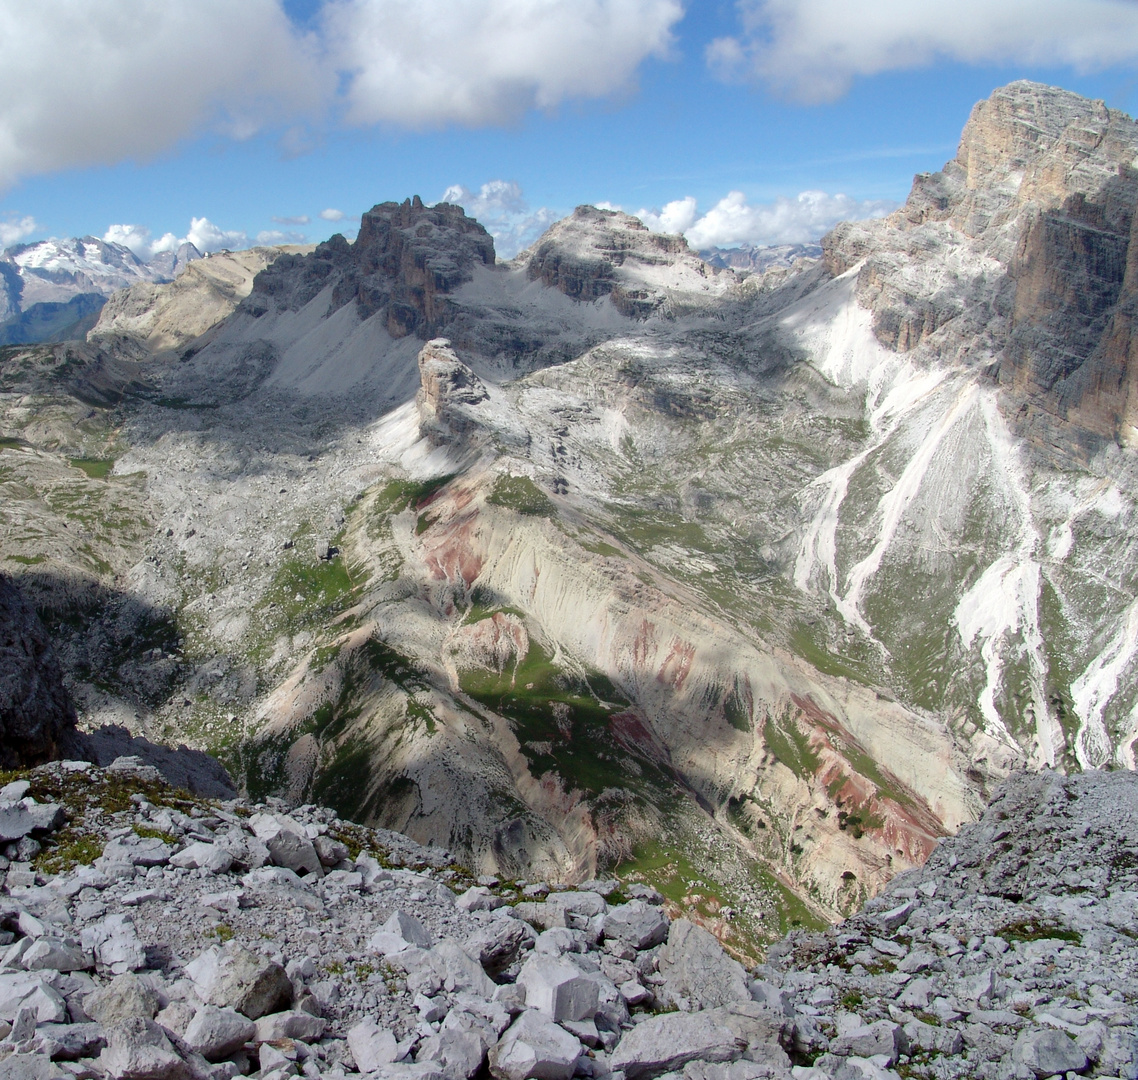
[632, 620, 657, 669]
[422, 512, 483, 586]
[789, 693, 947, 863]
[657, 638, 695, 691]
[609, 710, 672, 767]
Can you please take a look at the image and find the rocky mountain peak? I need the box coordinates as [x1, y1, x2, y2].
[246, 197, 495, 340]
[821, 80, 1138, 449]
[523, 205, 727, 317]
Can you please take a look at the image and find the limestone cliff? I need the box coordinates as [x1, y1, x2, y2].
[825, 80, 1138, 448]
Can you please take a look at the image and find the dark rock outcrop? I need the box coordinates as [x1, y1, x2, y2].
[0, 574, 77, 768]
[246, 196, 495, 339]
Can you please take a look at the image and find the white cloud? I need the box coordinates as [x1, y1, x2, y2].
[0, 1, 327, 190]
[711, 0, 1138, 102]
[320, 209, 347, 222]
[630, 189, 897, 248]
[0, 1, 685, 190]
[256, 229, 309, 245]
[185, 218, 249, 253]
[272, 215, 310, 225]
[104, 217, 248, 259]
[440, 181, 556, 258]
[323, 0, 683, 127]
[635, 197, 698, 236]
[0, 215, 38, 249]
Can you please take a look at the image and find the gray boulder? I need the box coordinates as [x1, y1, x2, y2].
[602, 901, 669, 950]
[656, 920, 751, 1010]
[830, 1021, 906, 1066]
[348, 1017, 401, 1072]
[609, 1010, 744, 1079]
[0, 800, 65, 844]
[183, 943, 292, 1020]
[169, 842, 233, 875]
[98, 1017, 207, 1080]
[489, 1009, 582, 1080]
[21, 937, 88, 973]
[416, 1028, 485, 1079]
[83, 973, 160, 1026]
[182, 1005, 256, 1062]
[369, 910, 432, 956]
[516, 955, 598, 1022]
[465, 917, 535, 974]
[0, 973, 68, 1024]
[248, 813, 323, 877]
[1013, 1028, 1089, 1077]
[0, 1054, 71, 1080]
[253, 1009, 327, 1042]
[80, 914, 147, 975]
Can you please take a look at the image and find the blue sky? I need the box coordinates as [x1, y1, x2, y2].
[2, 1, 1137, 259]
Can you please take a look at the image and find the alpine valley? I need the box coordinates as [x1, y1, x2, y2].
[4, 81, 1138, 956]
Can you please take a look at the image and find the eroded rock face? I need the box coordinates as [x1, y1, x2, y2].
[0, 575, 76, 769]
[416, 338, 491, 446]
[824, 80, 1138, 447]
[526, 206, 727, 317]
[247, 196, 495, 339]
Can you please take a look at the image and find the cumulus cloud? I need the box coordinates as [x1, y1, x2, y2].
[440, 181, 556, 258]
[272, 215, 310, 225]
[0, 1, 327, 190]
[0, 0, 684, 190]
[632, 190, 897, 248]
[320, 209, 347, 221]
[710, 0, 1138, 102]
[326, 0, 683, 128]
[104, 217, 249, 260]
[0, 215, 37, 249]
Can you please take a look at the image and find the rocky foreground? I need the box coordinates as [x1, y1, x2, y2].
[0, 759, 1133, 1080]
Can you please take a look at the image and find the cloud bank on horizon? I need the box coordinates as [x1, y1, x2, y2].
[0, 0, 682, 192]
[633, 190, 896, 249]
[710, 0, 1138, 102]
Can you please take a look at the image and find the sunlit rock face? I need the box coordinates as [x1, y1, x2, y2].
[5, 82, 1138, 947]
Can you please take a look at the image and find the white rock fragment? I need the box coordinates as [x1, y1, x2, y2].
[489, 1009, 583, 1080]
[516, 956, 598, 1023]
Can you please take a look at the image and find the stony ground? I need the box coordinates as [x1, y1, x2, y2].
[0, 757, 1134, 1080]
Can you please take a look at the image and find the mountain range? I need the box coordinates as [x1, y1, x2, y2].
[2, 80, 1136, 954]
[0, 236, 202, 346]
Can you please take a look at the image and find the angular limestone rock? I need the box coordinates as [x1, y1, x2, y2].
[489, 1010, 582, 1080]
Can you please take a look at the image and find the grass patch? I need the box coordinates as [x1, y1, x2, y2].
[488, 475, 554, 517]
[458, 641, 644, 797]
[790, 621, 874, 686]
[69, 458, 115, 479]
[762, 712, 820, 780]
[33, 832, 101, 874]
[375, 474, 456, 514]
[997, 920, 1081, 945]
[750, 864, 829, 935]
[580, 538, 627, 558]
